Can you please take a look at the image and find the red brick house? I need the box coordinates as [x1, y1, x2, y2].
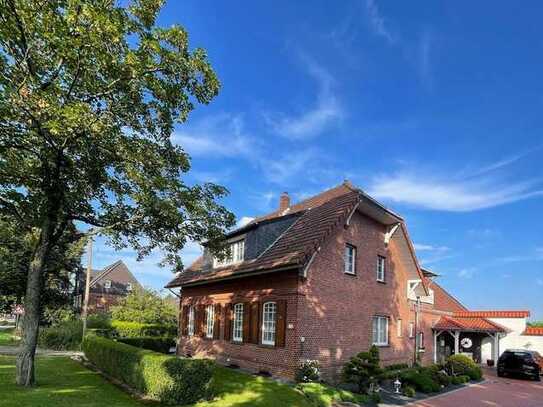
[76, 260, 141, 313]
[165, 182, 526, 381]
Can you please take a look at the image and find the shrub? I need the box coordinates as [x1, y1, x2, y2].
[342, 345, 382, 393]
[446, 354, 477, 376]
[295, 383, 370, 407]
[111, 320, 176, 337]
[369, 392, 381, 404]
[82, 336, 213, 405]
[400, 369, 440, 393]
[451, 375, 470, 385]
[111, 288, 177, 326]
[87, 313, 112, 329]
[403, 385, 416, 397]
[39, 319, 82, 350]
[384, 363, 409, 371]
[117, 336, 176, 354]
[466, 366, 483, 381]
[295, 360, 321, 383]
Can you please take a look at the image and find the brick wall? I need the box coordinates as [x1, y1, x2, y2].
[178, 271, 303, 379]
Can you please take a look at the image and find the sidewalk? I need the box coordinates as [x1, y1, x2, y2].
[0, 345, 83, 357]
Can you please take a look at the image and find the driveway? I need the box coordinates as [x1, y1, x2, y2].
[410, 369, 543, 407]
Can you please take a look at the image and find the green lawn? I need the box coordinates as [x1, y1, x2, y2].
[0, 328, 19, 346]
[0, 355, 367, 407]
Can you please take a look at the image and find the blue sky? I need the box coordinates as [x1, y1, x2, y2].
[89, 1, 543, 319]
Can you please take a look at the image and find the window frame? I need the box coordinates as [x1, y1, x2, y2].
[409, 322, 415, 338]
[214, 239, 245, 268]
[205, 304, 215, 339]
[104, 280, 111, 289]
[397, 319, 403, 338]
[376, 255, 386, 282]
[232, 303, 244, 342]
[261, 301, 277, 346]
[417, 331, 425, 349]
[126, 283, 132, 291]
[344, 244, 357, 275]
[372, 316, 389, 346]
[187, 306, 195, 337]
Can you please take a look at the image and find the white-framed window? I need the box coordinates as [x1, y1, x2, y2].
[261, 302, 277, 346]
[397, 319, 403, 338]
[126, 283, 132, 291]
[417, 332, 424, 349]
[233, 303, 244, 342]
[372, 316, 389, 346]
[377, 256, 386, 282]
[407, 280, 434, 304]
[344, 244, 356, 275]
[409, 322, 415, 338]
[205, 304, 215, 339]
[104, 280, 111, 289]
[214, 239, 245, 267]
[188, 306, 195, 337]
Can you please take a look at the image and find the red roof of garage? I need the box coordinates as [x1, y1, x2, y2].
[453, 311, 530, 318]
[523, 327, 543, 336]
[434, 315, 507, 333]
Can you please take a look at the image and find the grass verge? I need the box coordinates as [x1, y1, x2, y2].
[0, 328, 19, 347]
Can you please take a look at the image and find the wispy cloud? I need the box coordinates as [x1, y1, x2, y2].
[265, 57, 343, 140]
[414, 243, 450, 252]
[458, 268, 475, 279]
[236, 216, 254, 228]
[365, 0, 396, 45]
[368, 158, 543, 212]
[497, 247, 543, 263]
[173, 114, 255, 158]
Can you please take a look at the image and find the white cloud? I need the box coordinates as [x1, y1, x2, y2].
[365, 0, 396, 44]
[458, 268, 475, 279]
[265, 58, 343, 140]
[368, 170, 543, 212]
[236, 216, 254, 228]
[173, 114, 254, 158]
[414, 243, 450, 252]
[497, 248, 543, 263]
[260, 149, 320, 184]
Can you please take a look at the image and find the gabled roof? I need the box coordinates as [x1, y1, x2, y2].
[166, 181, 427, 289]
[523, 327, 543, 336]
[431, 282, 468, 313]
[434, 315, 507, 333]
[453, 311, 530, 319]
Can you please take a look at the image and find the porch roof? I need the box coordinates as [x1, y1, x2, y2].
[433, 315, 507, 333]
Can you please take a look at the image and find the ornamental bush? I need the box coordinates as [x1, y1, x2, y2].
[82, 336, 213, 405]
[295, 360, 321, 383]
[117, 336, 176, 354]
[342, 345, 382, 393]
[465, 366, 483, 381]
[446, 354, 478, 376]
[400, 369, 440, 394]
[38, 319, 82, 350]
[111, 320, 176, 338]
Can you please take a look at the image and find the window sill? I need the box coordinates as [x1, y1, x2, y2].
[373, 343, 390, 348]
[376, 280, 386, 284]
[344, 272, 357, 277]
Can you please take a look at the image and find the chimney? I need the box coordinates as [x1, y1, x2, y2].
[279, 192, 290, 212]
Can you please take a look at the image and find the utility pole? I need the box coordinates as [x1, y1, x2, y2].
[81, 235, 93, 337]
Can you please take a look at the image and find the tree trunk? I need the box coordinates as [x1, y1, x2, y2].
[15, 219, 54, 386]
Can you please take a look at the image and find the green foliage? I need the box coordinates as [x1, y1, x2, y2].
[446, 354, 478, 376]
[528, 321, 543, 327]
[111, 288, 177, 326]
[39, 319, 82, 350]
[379, 366, 415, 381]
[399, 368, 440, 394]
[87, 314, 112, 330]
[295, 382, 370, 407]
[116, 336, 175, 354]
[403, 385, 416, 397]
[451, 375, 470, 385]
[295, 360, 321, 383]
[0, 328, 19, 346]
[82, 336, 213, 405]
[111, 320, 176, 337]
[466, 366, 483, 381]
[384, 363, 409, 371]
[369, 392, 382, 404]
[342, 345, 382, 393]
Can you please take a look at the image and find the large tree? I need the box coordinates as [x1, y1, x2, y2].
[0, 215, 84, 316]
[0, 0, 234, 386]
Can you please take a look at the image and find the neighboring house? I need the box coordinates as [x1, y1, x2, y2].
[165, 181, 543, 381]
[75, 260, 141, 313]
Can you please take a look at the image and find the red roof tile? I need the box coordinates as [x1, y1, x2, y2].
[432, 282, 468, 313]
[434, 315, 506, 332]
[453, 311, 530, 319]
[523, 327, 543, 336]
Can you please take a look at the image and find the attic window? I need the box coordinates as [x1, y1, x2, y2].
[214, 239, 245, 267]
[104, 280, 111, 289]
[126, 283, 132, 291]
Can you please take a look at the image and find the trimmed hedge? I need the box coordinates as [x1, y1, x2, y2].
[82, 336, 213, 405]
[110, 320, 176, 338]
[446, 354, 478, 376]
[39, 319, 82, 350]
[116, 336, 175, 354]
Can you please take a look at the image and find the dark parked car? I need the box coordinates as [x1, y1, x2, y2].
[497, 349, 542, 381]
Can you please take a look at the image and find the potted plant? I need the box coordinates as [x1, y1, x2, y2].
[486, 359, 495, 367]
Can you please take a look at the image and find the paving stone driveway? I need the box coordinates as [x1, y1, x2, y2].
[410, 370, 543, 407]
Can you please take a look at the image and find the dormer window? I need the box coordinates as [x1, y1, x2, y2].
[126, 283, 132, 291]
[214, 239, 245, 268]
[104, 280, 111, 289]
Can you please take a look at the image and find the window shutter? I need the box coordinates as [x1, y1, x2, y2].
[243, 302, 251, 343]
[224, 304, 232, 341]
[275, 300, 287, 347]
[249, 302, 261, 344]
[181, 305, 189, 336]
[213, 304, 221, 339]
